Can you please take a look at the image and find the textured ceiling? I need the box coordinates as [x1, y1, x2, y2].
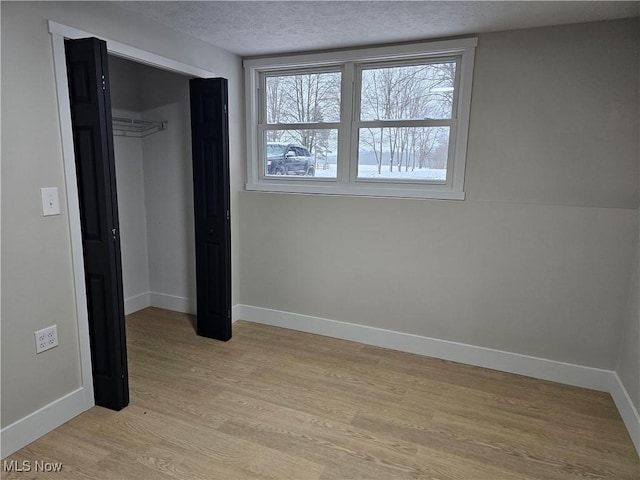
[114, 1, 640, 56]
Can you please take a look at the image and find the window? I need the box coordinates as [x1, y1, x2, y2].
[263, 70, 340, 178]
[245, 38, 477, 199]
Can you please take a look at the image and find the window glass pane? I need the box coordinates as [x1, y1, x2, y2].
[360, 62, 456, 121]
[357, 127, 449, 181]
[264, 129, 338, 178]
[265, 72, 342, 124]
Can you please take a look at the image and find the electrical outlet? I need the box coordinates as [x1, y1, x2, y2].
[34, 325, 58, 354]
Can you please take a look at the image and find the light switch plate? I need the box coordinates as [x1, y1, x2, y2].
[41, 187, 60, 216]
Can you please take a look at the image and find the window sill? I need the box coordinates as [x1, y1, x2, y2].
[245, 182, 465, 200]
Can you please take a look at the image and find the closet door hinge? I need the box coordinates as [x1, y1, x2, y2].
[111, 228, 117, 239]
[223, 104, 227, 115]
[101, 75, 106, 91]
[227, 309, 231, 319]
[226, 209, 230, 220]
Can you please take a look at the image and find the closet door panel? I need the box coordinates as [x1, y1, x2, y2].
[65, 37, 129, 411]
[190, 78, 232, 341]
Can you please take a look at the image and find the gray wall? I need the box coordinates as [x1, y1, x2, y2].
[618, 245, 640, 411]
[614, 17, 640, 415]
[113, 131, 150, 302]
[140, 67, 196, 305]
[1, 1, 243, 428]
[466, 20, 638, 208]
[110, 56, 150, 303]
[238, 18, 640, 369]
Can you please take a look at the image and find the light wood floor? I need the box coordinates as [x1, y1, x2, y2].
[4, 307, 639, 479]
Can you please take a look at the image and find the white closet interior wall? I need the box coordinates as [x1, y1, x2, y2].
[108, 55, 196, 315]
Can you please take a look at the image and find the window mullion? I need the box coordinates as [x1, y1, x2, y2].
[263, 122, 340, 130]
[338, 62, 355, 184]
[355, 119, 455, 129]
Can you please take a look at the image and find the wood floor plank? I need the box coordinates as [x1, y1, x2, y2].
[3, 308, 638, 479]
[128, 411, 326, 479]
[431, 410, 639, 479]
[217, 401, 529, 480]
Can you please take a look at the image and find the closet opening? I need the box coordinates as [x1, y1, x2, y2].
[59, 32, 231, 410]
[108, 55, 198, 322]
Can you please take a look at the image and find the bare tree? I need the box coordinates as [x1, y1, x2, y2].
[265, 75, 286, 142]
[359, 62, 455, 175]
[267, 72, 340, 156]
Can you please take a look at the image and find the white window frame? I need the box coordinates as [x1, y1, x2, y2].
[259, 66, 343, 182]
[244, 37, 477, 200]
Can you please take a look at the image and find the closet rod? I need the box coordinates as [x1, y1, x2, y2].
[112, 116, 168, 138]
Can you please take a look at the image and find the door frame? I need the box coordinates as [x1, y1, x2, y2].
[49, 21, 217, 410]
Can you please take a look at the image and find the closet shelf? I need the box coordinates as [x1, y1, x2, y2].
[112, 116, 168, 138]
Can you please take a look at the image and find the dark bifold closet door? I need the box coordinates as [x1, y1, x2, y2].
[65, 37, 128, 410]
[190, 78, 232, 341]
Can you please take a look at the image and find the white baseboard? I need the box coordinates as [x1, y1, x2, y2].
[235, 305, 612, 392]
[0, 387, 91, 459]
[231, 305, 242, 323]
[127, 292, 244, 322]
[124, 292, 151, 315]
[125, 292, 195, 316]
[609, 373, 640, 456]
[149, 292, 195, 314]
[139, 293, 240, 322]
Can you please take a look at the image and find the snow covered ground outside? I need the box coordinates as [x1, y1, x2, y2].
[313, 163, 446, 181]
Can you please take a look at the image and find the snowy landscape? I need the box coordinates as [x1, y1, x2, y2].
[313, 163, 447, 181]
